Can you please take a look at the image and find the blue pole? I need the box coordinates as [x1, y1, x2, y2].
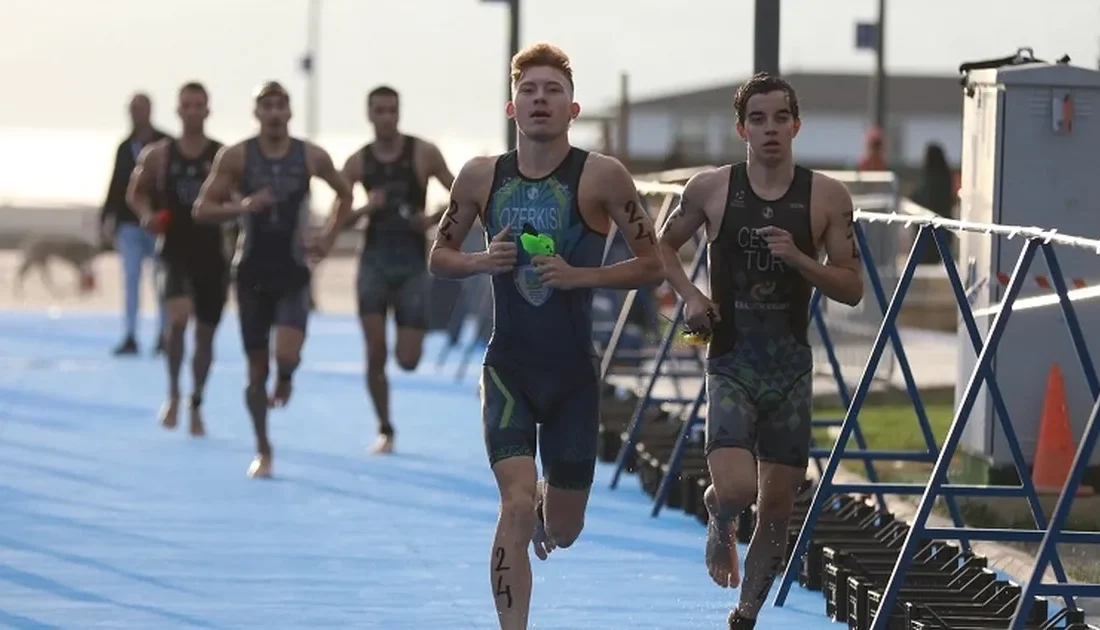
[855, 225, 969, 552]
[809, 230, 885, 510]
[933, 229, 1074, 591]
[438, 278, 476, 367]
[774, 224, 930, 606]
[866, 238, 1040, 630]
[609, 241, 709, 489]
[1041, 244, 1100, 397]
[599, 197, 683, 382]
[651, 382, 706, 517]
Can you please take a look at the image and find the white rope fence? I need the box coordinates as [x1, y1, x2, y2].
[855, 210, 1100, 255]
[855, 210, 1100, 318]
[632, 175, 1100, 319]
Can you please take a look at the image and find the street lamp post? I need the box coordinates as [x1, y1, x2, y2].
[753, 0, 780, 75]
[301, 0, 321, 142]
[482, 0, 521, 151]
[871, 0, 888, 132]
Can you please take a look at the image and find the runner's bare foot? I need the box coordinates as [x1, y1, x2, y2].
[531, 480, 557, 561]
[704, 485, 741, 588]
[159, 396, 180, 430]
[370, 433, 394, 455]
[247, 452, 273, 479]
[269, 378, 292, 408]
[188, 399, 206, 437]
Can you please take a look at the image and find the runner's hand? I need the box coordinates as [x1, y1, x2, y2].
[482, 225, 517, 274]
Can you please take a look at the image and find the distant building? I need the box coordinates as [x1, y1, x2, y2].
[602, 72, 964, 174]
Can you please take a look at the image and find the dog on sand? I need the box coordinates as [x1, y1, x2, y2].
[13, 235, 100, 297]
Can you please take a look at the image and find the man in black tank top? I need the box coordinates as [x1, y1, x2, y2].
[127, 82, 229, 438]
[427, 43, 663, 629]
[335, 85, 456, 455]
[194, 82, 354, 479]
[657, 73, 864, 629]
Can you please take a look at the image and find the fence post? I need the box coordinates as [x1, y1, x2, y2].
[774, 224, 931, 606]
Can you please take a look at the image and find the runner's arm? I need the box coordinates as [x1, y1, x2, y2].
[192, 144, 248, 222]
[791, 177, 863, 306]
[657, 172, 713, 301]
[412, 141, 456, 232]
[576, 155, 663, 289]
[426, 141, 456, 191]
[310, 144, 355, 247]
[126, 140, 167, 227]
[334, 152, 367, 228]
[428, 156, 493, 279]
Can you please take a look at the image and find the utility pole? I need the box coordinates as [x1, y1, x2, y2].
[507, 0, 520, 151]
[482, 0, 521, 151]
[871, 0, 887, 132]
[300, 0, 322, 308]
[301, 0, 321, 141]
[617, 73, 630, 162]
[753, 0, 780, 75]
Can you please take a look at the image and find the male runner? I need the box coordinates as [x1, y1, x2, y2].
[656, 72, 864, 628]
[127, 82, 227, 437]
[337, 85, 455, 455]
[193, 81, 353, 479]
[427, 43, 663, 630]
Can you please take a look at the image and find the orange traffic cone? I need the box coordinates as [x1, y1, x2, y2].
[1032, 363, 1094, 496]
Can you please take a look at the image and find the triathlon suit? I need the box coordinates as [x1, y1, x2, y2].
[157, 138, 229, 326]
[356, 135, 431, 328]
[234, 137, 312, 352]
[704, 161, 818, 468]
[480, 148, 607, 490]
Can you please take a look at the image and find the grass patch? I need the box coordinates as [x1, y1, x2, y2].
[812, 401, 954, 483]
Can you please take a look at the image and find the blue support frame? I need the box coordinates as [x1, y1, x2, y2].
[807, 288, 859, 483]
[597, 193, 684, 383]
[849, 226, 969, 546]
[649, 382, 707, 516]
[608, 241, 710, 489]
[858, 235, 1095, 629]
[774, 224, 1100, 629]
[454, 285, 493, 382]
[437, 276, 485, 369]
[598, 231, 707, 385]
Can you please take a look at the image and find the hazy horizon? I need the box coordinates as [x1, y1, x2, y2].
[4, 0, 1098, 210]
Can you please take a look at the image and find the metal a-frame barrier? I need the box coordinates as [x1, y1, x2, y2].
[597, 180, 706, 397]
[773, 214, 1100, 629]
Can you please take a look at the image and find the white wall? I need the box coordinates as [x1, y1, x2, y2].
[792, 113, 868, 165]
[617, 111, 734, 160]
[624, 112, 674, 157]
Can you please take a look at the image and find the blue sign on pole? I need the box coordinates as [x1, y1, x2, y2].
[856, 22, 878, 50]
